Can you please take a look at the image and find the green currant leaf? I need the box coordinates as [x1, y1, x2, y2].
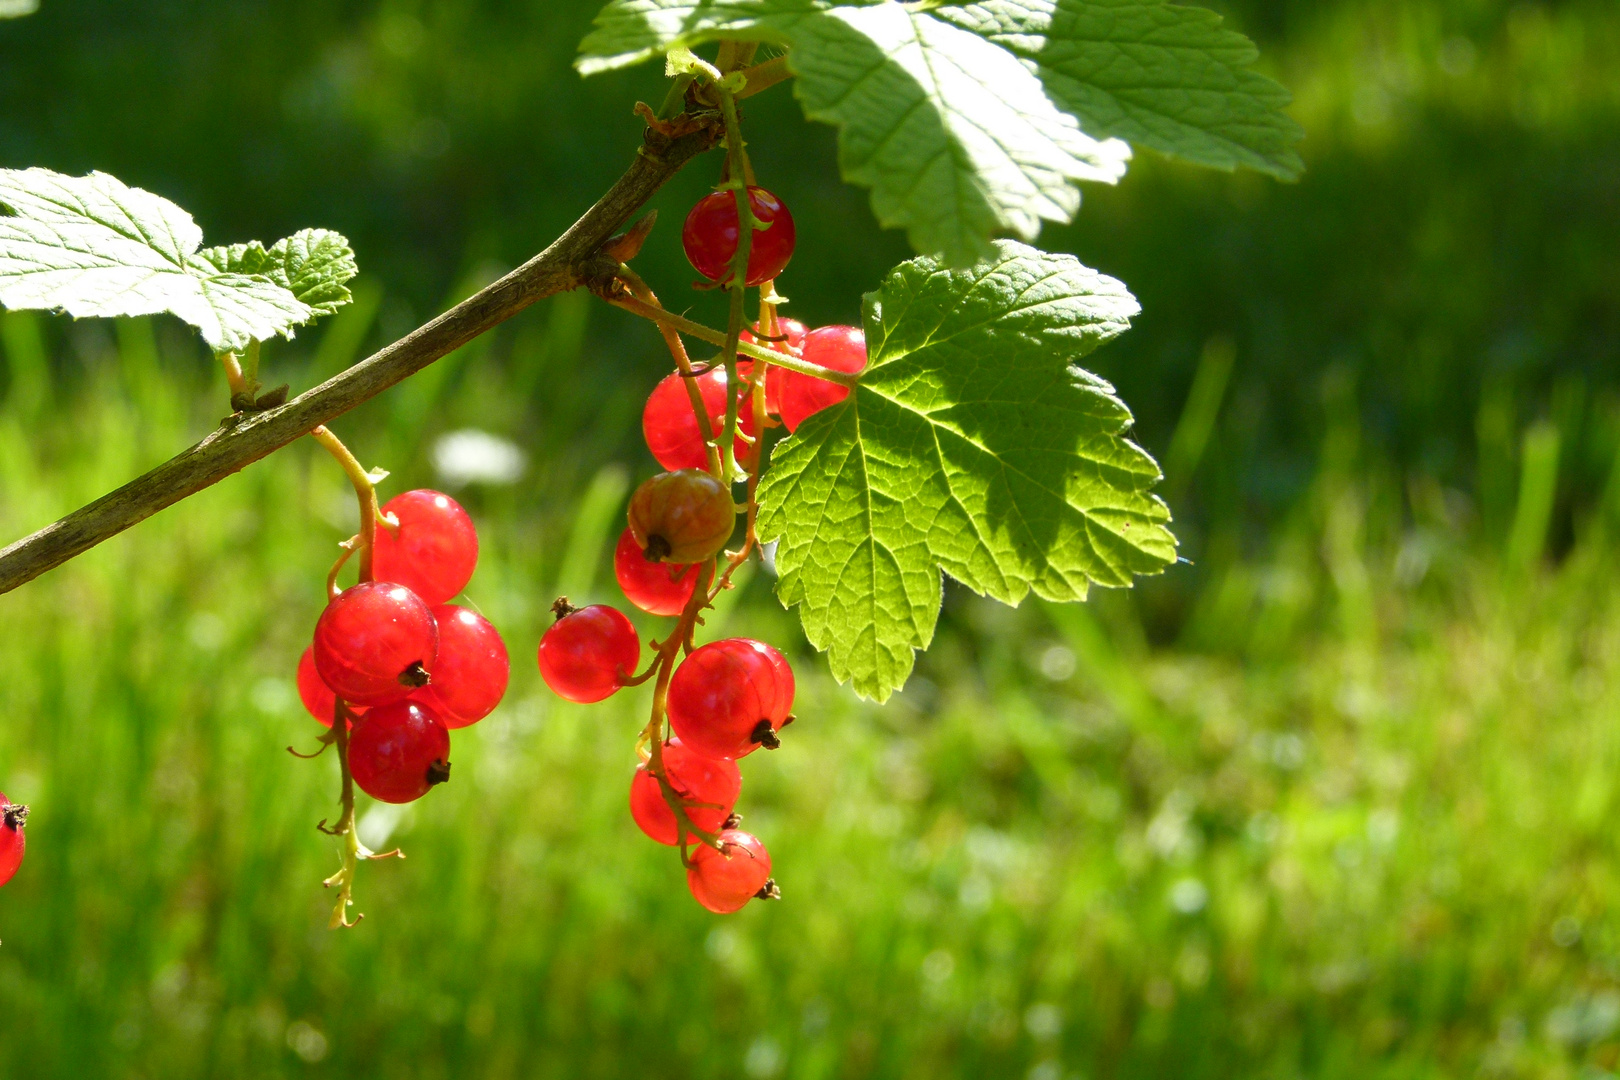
[756, 241, 1176, 701]
[579, 1, 1128, 266]
[0, 168, 329, 353]
[197, 229, 358, 318]
[576, 1, 848, 76]
[579, 1, 1301, 260]
[785, 6, 1130, 266]
[936, 0, 1304, 180]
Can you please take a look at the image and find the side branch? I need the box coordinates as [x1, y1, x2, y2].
[0, 119, 723, 597]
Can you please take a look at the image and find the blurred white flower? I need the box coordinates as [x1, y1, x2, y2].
[432, 429, 527, 487]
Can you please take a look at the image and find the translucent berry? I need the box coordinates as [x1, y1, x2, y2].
[0, 796, 27, 889]
[687, 829, 775, 914]
[537, 600, 641, 703]
[297, 646, 366, 728]
[347, 700, 452, 804]
[778, 325, 867, 433]
[741, 317, 807, 416]
[371, 489, 479, 605]
[667, 638, 795, 759]
[641, 367, 758, 472]
[312, 581, 438, 707]
[614, 528, 699, 617]
[629, 739, 743, 846]
[627, 469, 735, 564]
[682, 186, 796, 286]
[414, 605, 508, 729]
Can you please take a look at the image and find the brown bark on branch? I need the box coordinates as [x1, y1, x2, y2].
[0, 118, 723, 597]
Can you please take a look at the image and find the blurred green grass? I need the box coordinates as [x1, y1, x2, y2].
[0, 0, 1618, 1077]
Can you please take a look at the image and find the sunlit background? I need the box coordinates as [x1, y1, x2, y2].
[1, 1, 1618, 1077]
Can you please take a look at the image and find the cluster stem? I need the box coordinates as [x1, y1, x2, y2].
[307, 423, 398, 927]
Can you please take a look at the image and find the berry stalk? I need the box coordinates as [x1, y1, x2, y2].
[717, 84, 755, 483]
[638, 560, 728, 856]
[616, 266, 724, 479]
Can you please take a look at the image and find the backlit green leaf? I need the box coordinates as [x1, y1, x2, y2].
[756, 241, 1176, 700]
[197, 229, 357, 318]
[0, 168, 354, 353]
[938, 0, 1304, 179]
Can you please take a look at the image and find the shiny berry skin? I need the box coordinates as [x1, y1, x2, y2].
[296, 646, 366, 728]
[614, 528, 699, 617]
[629, 739, 742, 846]
[687, 829, 773, 914]
[682, 186, 796, 287]
[642, 367, 757, 472]
[778, 325, 867, 433]
[371, 490, 479, 605]
[667, 638, 795, 759]
[537, 602, 641, 703]
[627, 469, 735, 564]
[347, 700, 452, 804]
[741, 317, 807, 416]
[413, 605, 508, 729]
[312, 582, 439, 707]
[0, 796, 27, 889]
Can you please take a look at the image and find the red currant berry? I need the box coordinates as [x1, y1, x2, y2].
[778, 325, 866, 433]
[682, 187, 796, 286]
[614, 528, 699, 617]
[371, 490, 479, 605]
[667, 638, 795, 759]
[629, 738, 742, 846]
[627, 469, 736, 564]
[741, 317, 806, 416]
[537, 600, 641, 703]
[312, 581, 438, 707]
[296, 646, 366, 728]
[413, 605, 509, 729]
[347, 700, 452, 804]
[641, 367, 757, 473]
[686, 829, 774, 914]
[0, 796, 28, 889]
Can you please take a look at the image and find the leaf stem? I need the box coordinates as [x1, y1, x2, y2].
[608, 295, 857, 387]
[657, 73, 695, 119]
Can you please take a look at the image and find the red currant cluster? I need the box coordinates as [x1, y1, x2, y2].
[533, 180, 868, 914]
[298, 489, 509, 804]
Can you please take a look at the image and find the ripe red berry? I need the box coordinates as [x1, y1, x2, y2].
[778, 325, 867, 433]
[629, 739, 742, 846]
[296, 646, 366, 728]
[614, 528, 699, 617]
[0, 796, 27, 889]
[537, 601, 641, 703]
[741, 317, 807, 416]
[347, 700, 452, 804]
[312, 581, 438, 707]
[667, 638, 795, 759]
[682, 186, 796, 286]
[641, 367, 757, 472]
[687, 829, 774, 914]
[414, 605, 509, 729]
[371, 490, 479, 605]
[627, 469, 736, 564]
